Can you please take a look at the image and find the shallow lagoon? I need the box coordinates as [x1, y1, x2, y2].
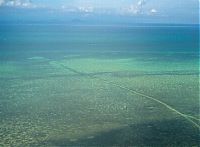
[0, 25, 199, 146]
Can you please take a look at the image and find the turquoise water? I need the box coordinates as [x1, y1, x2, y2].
[0, 24, 199, 146]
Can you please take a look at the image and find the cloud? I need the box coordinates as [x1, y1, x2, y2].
[61, 5, 77, 12]
[123, 0, 159, 16]
[0, 0, 36, 8]
[60, 0, 148, 15]
[78, 6, 94, 13]
[126, 4, 138, 14]
[61, 0, 95, 13]
[137, 0, 146, 7]
[0, 0, 4, 5]
[150, 8, 157, 13]
[61, 5, 94, 13]
[146, 8, 158, 16]
[121, 0, 146, 15]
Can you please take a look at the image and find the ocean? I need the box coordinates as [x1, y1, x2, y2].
[0, 24, 199, 146]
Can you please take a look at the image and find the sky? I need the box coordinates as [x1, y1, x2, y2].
[0, 0, 199, 24]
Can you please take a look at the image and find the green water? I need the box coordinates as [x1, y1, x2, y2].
[0, 25, 199, 146]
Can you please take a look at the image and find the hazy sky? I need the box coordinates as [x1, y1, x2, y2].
[0, 0, 199, 24]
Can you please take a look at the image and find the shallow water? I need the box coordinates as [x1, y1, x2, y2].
[0, 24, 199, 146]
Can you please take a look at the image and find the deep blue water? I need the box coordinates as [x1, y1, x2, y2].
[0, 24, 198, 58]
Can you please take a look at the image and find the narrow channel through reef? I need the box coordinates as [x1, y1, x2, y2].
[57, 62, 200, 129]
[0, 23, 199, 146]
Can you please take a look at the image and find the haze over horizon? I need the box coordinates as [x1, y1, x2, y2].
[0, 0, 199, 24]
